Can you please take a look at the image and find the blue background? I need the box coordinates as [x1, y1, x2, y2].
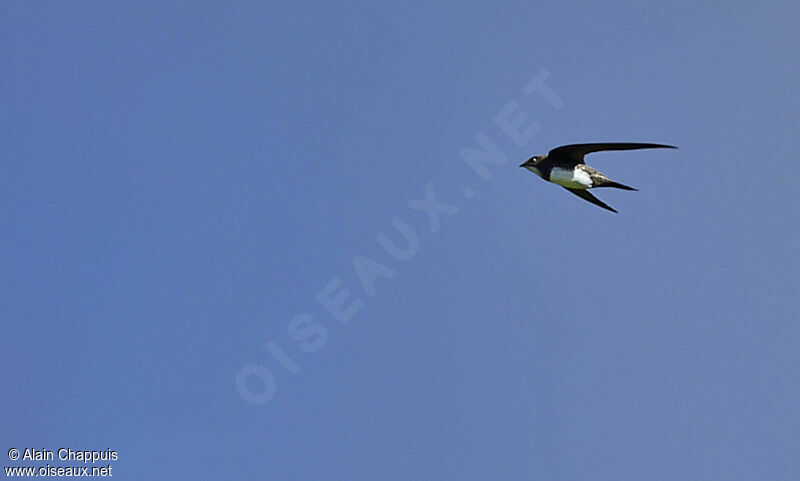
[3, 1, 798, 479]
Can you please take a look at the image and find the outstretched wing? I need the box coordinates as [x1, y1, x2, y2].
[549, 143, 677, 165]
[562, 187, 618, 213]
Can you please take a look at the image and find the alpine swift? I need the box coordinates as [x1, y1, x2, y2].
[520, 142, 677, 213]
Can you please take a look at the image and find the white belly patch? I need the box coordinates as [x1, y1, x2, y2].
[550, 167, 592, 189]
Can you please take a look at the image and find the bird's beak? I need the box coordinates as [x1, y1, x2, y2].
[519, 161, 528, 167]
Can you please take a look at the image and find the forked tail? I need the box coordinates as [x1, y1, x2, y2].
[597, 180, 638, 191]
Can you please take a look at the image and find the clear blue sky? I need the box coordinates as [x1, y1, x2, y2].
[3, 1, 799, 479]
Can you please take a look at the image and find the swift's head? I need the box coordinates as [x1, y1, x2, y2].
[520, 154, 546, 176]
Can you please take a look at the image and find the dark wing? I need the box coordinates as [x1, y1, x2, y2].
[562, 187, 618, 213]
[549, 143, 677, 165]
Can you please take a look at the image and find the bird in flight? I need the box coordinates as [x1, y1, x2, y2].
[520, 143, 677, 213]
